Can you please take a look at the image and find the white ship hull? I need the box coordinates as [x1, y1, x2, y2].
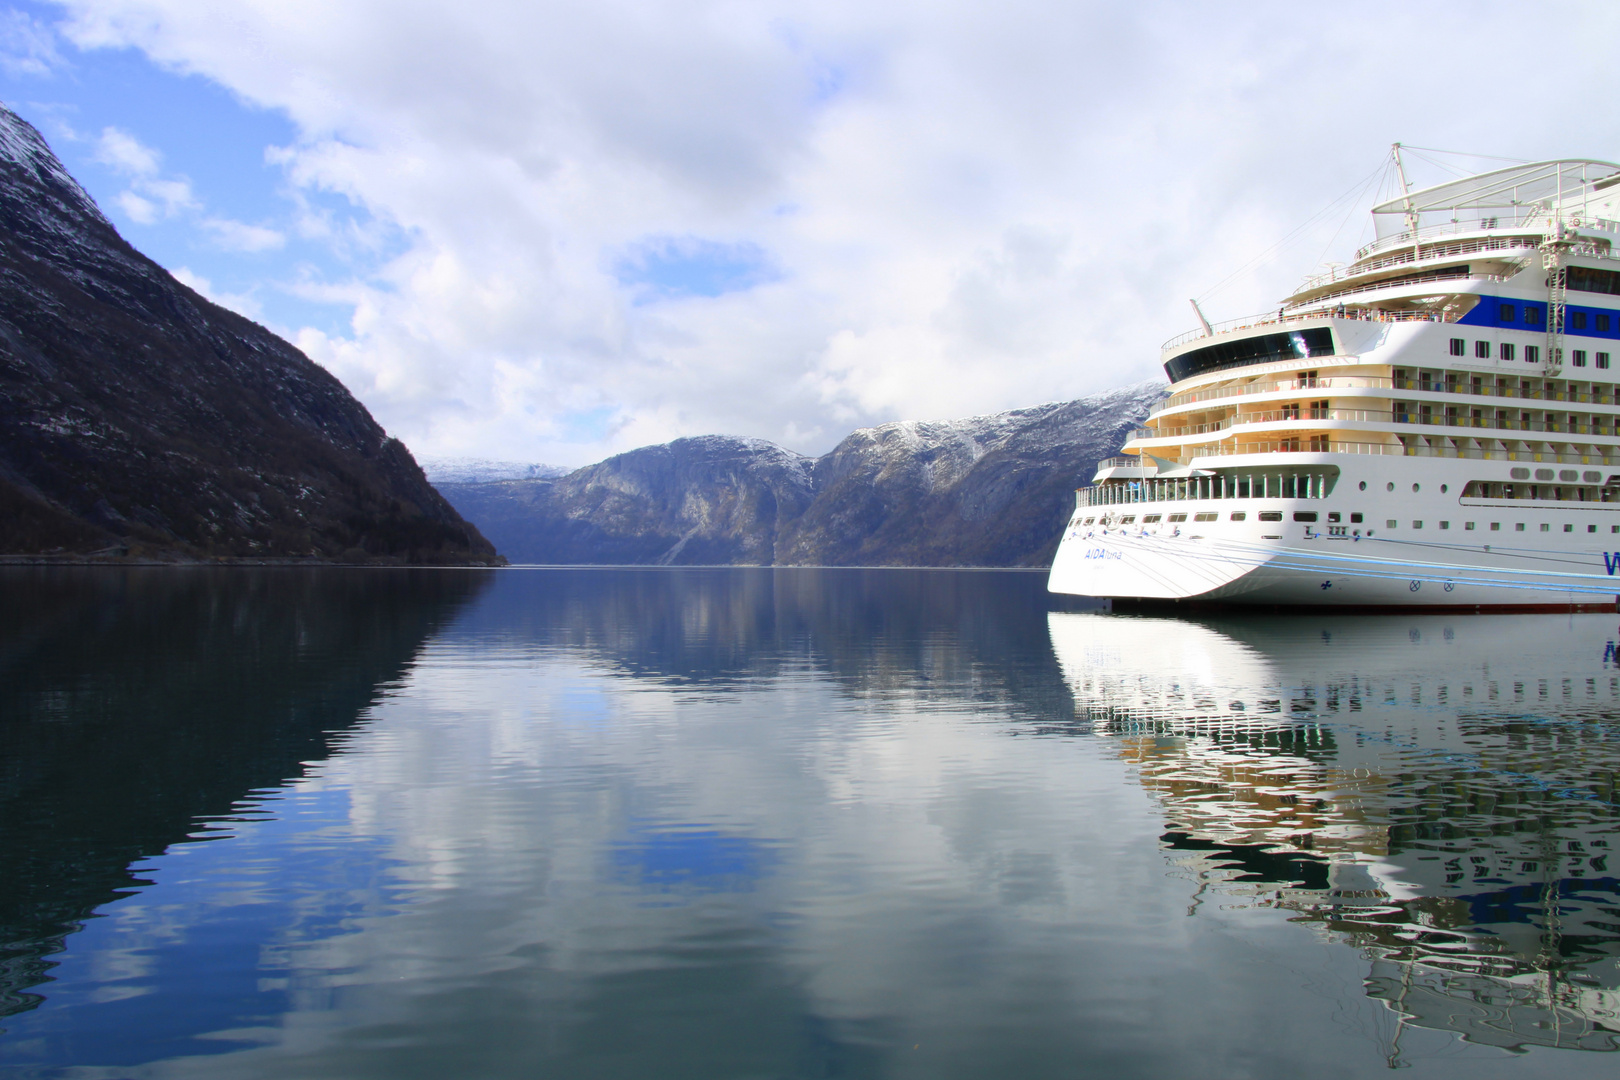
[1049, 451, 1620, 609]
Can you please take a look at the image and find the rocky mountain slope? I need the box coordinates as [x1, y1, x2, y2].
[438, 381, 1162, 566]
[0, 104, 497, 563]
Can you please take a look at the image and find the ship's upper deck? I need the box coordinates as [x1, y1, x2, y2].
[1162, 158, 1620, 371]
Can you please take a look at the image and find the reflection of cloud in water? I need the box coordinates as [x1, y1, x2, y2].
[1048, 610, 1620, 1054]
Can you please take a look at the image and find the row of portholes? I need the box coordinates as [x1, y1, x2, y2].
[1358, 480, 1447, 493]
[1407, 581, 1459, 592]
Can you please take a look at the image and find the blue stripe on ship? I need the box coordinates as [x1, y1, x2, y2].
[1458, 294, 1620, 339]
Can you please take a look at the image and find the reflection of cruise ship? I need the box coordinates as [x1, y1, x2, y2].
[1050, 150, 1620, 609]
[1046, 610, 1620, 1053]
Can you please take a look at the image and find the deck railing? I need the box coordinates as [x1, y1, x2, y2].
[1138, 410, 1620, 441]
[1297, 234, 1541, 294]
[1161, 308, 1451, 354]
[1149, 377, 1394, 417]
[1150, 375, 1620, 421]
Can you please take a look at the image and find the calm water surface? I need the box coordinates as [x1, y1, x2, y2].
[1, 567, 1618, 1078]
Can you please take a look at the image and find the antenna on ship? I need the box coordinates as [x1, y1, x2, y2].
[1189, 299, 1214, 338]
[1391, 143, 1422, 259]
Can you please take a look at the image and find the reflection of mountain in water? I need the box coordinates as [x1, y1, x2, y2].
[1048, 611, 1620, 1055]
[460, 567, 1082, 719]
[0, 568, 488, 1018]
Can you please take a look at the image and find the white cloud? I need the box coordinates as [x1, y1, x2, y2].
[47, 0, 1620, 466]
[0, 8, 62, 77]
[92, 124, 160, 175]
[113, 188, 155, 223]
[201, 216, 285, 252]
[93, 124, 196, 219]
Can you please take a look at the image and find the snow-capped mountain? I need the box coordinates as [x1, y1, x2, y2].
[435, 381, 1164, 566]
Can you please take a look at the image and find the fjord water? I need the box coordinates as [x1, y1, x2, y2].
[1, 569, 1618, 1078]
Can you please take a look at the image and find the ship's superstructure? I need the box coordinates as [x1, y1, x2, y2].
[1050, 152, 1620, 608]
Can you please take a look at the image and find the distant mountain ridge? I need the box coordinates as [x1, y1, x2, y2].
[0, 103, 497, 563]
[418, 458, 569, 484]
[437, 381, 1162, 567]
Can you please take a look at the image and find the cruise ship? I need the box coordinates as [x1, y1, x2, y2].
[1049, 150, 1620, 609]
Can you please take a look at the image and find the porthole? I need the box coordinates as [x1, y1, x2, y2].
[1412, 483, 1420, 492]
[1359, 481, 1367, 491]
[1386, 482, 1395, 492]
[1440, 483, 1448, 493]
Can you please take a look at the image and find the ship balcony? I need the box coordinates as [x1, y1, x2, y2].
[1150, 376, 1395, 418]
[1295, 231, 1543, 297]
[1350, 214, 1619, 264]
[1092, 455, 1158, 482]
[1131, 409, 1620, 446]
[1185, 440, 1620, 469]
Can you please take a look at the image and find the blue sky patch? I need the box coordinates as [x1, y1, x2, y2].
[614, 236, 777, 303]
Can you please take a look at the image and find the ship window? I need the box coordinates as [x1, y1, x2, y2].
[1600, 313, 1613, 332]
[1560, 469, 1578, 481]
[1465, 521, 1475, 530]
[1449, 337, 1465, 356]
[1499, 303, 1515, 321]
[1570, 266, 1620, 295]
[1164, 327, 1334, 381]
[1351, 512, 1363, 523]
[1575, 350, 1589, 367]
[1516, 522, 1525, 531]
[1386, 519, 1398, 528]
[1327, 512, 1340, 522]
[1258, 511, 1283, 522]
[1574, 312, 1589, 331]
[1193, 512, 1217, 522]
[1536, 468, 1554, 480]
[1229, 511, 1246, 521]
[1142, 514, 1161, 523]
[1541, 523, 1551, 531]
[1511, 467, 1530, 479]
[1082, 517, 1096, 525]
[1525, 306, 1545, 325]
[1440, 521, 1450, 529]
[1590, 524, 1598, 533]
[1491, 522, 1500, 530]
[1585, 470, 1601, 481]
[1526, 345, 1540, 363]
[1413, 520, 1423, 528]
[1600, 352, 1611, 370]
[1293, 512, 1318, 522]
[1500, 342, 1515, 361]
[1564, 523, 1574, 532]
[1119, 515, 1135, 524]
[1475, 341, 1490, 358]
[1167, 513, 1187, 522]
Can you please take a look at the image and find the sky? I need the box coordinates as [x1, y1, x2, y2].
[1, 0, 1618, 467]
